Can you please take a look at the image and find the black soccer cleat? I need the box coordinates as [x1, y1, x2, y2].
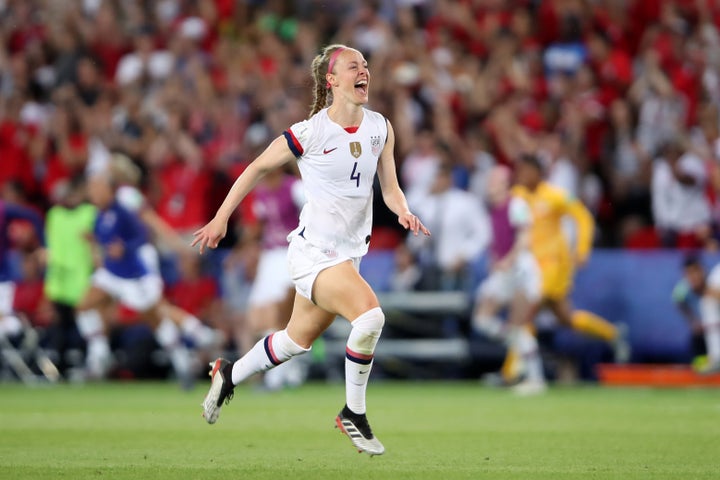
[202, 358, 234, 424]
[335, 405, 385, 456]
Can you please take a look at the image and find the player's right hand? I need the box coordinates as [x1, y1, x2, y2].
[191, 217, 228, 255]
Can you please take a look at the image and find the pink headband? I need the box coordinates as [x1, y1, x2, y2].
[326, 47, 346, 89]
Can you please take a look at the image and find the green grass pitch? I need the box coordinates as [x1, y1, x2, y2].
[1, 381, 718, 479]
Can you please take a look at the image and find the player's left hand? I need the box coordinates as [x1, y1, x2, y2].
[399, 211, 430, 236]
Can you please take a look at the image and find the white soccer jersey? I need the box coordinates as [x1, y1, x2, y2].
[283, 108, 388, 257]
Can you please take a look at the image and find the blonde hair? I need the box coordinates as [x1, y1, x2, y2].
[309, 44, 350, 118]
[109, 153, 142, 187]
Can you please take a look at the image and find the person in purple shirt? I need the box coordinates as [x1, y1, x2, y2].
[246, 168, 306, 390]
[0, 200, 44, 341]
[75, 172, 191, 383]
[471, 166, 546, 395]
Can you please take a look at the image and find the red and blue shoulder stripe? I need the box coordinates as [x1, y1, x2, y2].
[283, 129, 304, 158]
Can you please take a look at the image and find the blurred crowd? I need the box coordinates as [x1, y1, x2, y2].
[4, 0, 720, 362]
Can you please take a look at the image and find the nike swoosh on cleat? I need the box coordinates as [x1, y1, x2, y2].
[323, 147, 337, 154]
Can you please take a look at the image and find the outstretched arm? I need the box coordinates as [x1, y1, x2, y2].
[376, 120, 430, 237]
[192, 136, 296, 253]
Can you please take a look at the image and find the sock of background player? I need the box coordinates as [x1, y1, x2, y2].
[180, 314, 217, 349]
[231, 329, 310, 384]
[76, 309, 111, 377]
[511, 325, 544, 384]
[155, 317, 192, 379]
[345, 307, 385, 415]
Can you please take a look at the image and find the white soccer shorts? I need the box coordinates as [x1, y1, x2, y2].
[287, 235, 361, 302]
[91, 268, 163, 313]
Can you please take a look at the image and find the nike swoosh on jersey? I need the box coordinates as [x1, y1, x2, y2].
[323, 147, 338, 154]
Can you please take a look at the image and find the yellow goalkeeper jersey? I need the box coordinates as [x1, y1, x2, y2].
[512, 182, 594, 298]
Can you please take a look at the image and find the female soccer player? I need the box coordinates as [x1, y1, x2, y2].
[193, 44, 430, 456]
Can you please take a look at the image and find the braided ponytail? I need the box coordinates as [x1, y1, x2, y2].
[309, 44, 349, 118]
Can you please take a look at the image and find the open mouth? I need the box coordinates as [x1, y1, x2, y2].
[354, 80, 368, 96]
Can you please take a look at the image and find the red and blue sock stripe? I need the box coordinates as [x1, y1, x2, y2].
[346, 347, 373, 365]
[264, 334, 282, 366]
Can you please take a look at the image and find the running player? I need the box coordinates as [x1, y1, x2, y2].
[192, 44, 430, 456]
[108, 154, 221, 351]
[0, 200, 44, 343]
[246, 167, 307, 390]
[472, 166, 545, 394]
[75, 171, 192, 384]
[512, 154, 629, 366]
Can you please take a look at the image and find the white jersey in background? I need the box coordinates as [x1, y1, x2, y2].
[283, 108, 388, 257]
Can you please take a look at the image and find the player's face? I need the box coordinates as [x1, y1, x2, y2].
[329, 49, 370, 105]
[486, 167, 510, 205]
[685, 264, 705, 291]
[515, 162, 541, 189]
[87, 175, 114, 209]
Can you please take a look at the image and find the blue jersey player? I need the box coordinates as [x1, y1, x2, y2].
[75, 172, 191, 382]
[0, 200, 44, 340]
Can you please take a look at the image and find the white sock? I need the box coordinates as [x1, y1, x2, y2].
[86, 336, 111, 377]
[155, 317, 191, 377]
[77, 310, 104, 340]
[513, 327, 544, 383]
[473, 313, 506, 341]
[231, 329, 309, 385]
[77, 310, 111, 376]
[699, 297, 720, 364]
[181, 315, 215, 347]
[345, 307, 385, 415]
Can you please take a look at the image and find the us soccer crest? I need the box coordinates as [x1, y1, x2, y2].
[350, 141, 362, 158]
[370, 135, 382, 156]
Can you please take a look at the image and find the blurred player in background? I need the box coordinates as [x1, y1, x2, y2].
[75, 170, 192, 384]
[193, 44, 430, 456]
[672, 254, 720, 374]
[246, 167, 307, 390]
[108, 154, 222, 352]
[0, 198, 48, 381]
[0, 199, 45, 342]
[472, 166, 545, 394]
[511, 154, 629, 374]
[44, 176, 96, 377]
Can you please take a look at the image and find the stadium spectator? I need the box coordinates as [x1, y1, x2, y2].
[672, 255, 720, 374]
[407, 160, 490, 291]
[651, 138, 712, 248]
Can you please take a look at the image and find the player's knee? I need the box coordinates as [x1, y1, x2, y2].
[347, 307, 384, 355]
[352, 307, 385, 331]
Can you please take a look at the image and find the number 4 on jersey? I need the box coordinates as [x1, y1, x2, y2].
[350, 162, 360, 187]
